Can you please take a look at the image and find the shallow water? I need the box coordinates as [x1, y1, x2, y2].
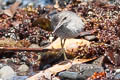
[21, 0, 53, 7]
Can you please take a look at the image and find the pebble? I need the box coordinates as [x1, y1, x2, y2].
[52, 77, 61, 80]
[39, 40, 50, 47]
[0, 63, 4, 69]
[18, 64, 29, 76]
[0, 66, 16, 80]
[0, 0, 3, 9]
[114, 73, 120, 79]
[84, 35, 97, 41]
[113, 69, 120, 79]
[59, 71, 83, 80]
[29, 44, 40, 48]
[18, 64, 29, 72]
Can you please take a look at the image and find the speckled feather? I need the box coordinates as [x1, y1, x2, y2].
[51, 11, 85, 39]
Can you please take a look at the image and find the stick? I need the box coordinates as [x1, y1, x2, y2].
[0, 47, 60, 52]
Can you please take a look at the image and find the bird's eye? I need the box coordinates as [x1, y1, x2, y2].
[63, 17, 67, 21]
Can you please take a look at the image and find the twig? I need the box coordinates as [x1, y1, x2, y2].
[0, 47, 60, 52]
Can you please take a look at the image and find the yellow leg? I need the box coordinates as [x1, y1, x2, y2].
[61, 38, 67, 60]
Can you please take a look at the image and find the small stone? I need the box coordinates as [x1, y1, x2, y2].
[115, 69, 120, 73]
[43, 64, 51, 70]
[39, 40, 50, 46]
[0, 63, 4, 69]
[114, 73, 120, 79]
[18, 64, 29, 73]
[0, 66, 16, 80]
[58, 71, 81, 80]
[18, 64, 29, 75]
[84, 35, 97, 41]
[52, 77, 61, 80]
[29, 44, 40, 48]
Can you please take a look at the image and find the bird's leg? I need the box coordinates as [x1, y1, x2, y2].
[61, 38, 67, 60]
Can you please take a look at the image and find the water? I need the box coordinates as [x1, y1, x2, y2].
[22, 0, 53, 8]
[13, 76, 28, 80]
[1, 0, 54, 9]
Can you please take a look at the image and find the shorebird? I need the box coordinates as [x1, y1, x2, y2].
[51, 11, 85, 60]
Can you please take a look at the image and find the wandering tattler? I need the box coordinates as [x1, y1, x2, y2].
[51, 11, 85, 60]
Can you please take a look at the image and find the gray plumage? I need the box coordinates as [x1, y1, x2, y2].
[51, 11, 85, 60]
[51, 11, 85, 39]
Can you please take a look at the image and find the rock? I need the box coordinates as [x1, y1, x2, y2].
[20, 0, 30, 7]
[65, 64, 104, 79]
[0, 66, 16, 80]
[0, 63, 4, 69]
[113, 69, 120, 79]
[39, 40, 50, 47]
[46, 38, 90, 52]
[59, 71, 85, 80]
[18, 64, 29, 72]
[115, 69, 120, 73]
[52, 76, 61, 80]
[43, 64, 51, 70]
[92, 56, 105, 66]
[114, 73, 120, 79]
[84, 35, 97, 41]
[18, 64, 29, 75]
[29, 44, 40, 48]
[0, 0, 3, 9]
[105, 69, 116, 80]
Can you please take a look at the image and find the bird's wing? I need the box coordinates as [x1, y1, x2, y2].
[53, 16, 70, 33]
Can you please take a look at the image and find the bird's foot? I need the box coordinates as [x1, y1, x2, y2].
[61, 49, 68, 60]
[63, 52, 68, 60]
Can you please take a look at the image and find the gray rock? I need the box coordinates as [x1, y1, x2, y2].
[59, 71, 85, 80]
[114, 73, 120, 79]
[0, 66, 16, 80]
[92, 56, 105, 66]
[69, 63, 104, 72]
[113, 69, 120, 79]
[115, 69, 120, 73]
[59, 64, 104, 80]
[29, 44, 40, 48]
[0, 63, 4, 69]
[0, 0, 3, 9]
